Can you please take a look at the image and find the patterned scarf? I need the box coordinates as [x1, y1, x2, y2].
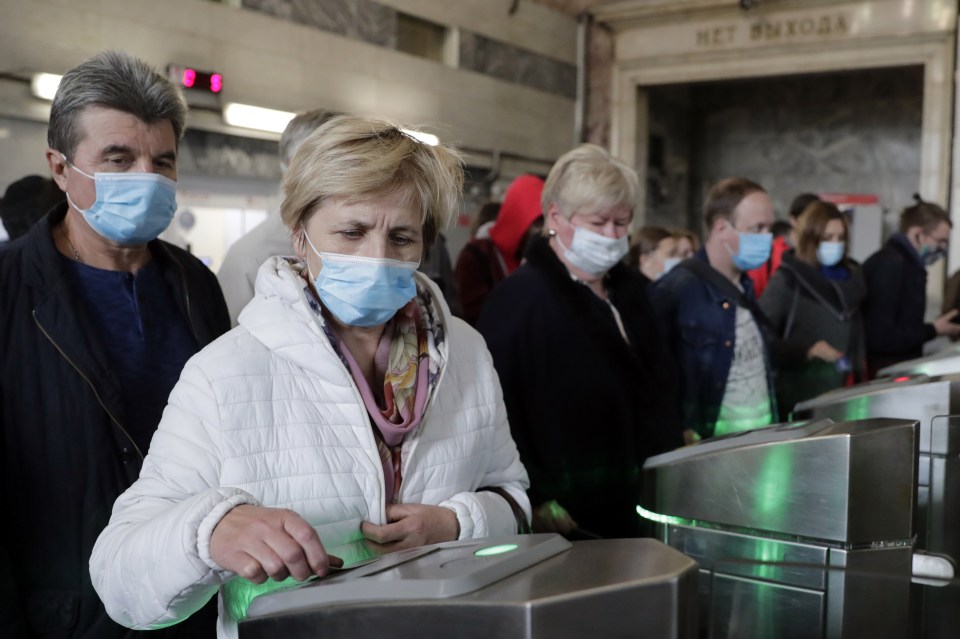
[334, 299, 432, 503]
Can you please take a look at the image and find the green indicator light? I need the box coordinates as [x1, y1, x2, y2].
[636, 505, 688, 526]
[475, 544, 518, 557]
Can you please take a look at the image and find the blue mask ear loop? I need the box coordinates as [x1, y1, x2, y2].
[299, 226, 327, 285]
[60, 154, 95, 214]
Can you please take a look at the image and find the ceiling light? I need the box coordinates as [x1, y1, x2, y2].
[401, 128, 439, 146]
[222, 102, 295, 134]
[31, 73, 62, 101]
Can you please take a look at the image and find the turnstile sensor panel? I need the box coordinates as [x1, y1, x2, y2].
[245, 533, 571, 619]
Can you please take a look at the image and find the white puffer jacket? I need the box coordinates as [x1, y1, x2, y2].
[90, 257, 530, 639]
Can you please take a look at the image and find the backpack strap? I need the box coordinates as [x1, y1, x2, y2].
[779, 262, 852, 323]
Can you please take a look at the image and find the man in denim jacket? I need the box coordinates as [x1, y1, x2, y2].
[651, 177, 777, 443]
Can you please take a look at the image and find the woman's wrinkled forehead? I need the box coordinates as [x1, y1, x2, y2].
[305, 184, 423, 223]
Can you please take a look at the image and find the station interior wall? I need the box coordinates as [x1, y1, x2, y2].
[0, 0, 578, 269]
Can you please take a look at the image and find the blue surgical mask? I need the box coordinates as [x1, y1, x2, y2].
[920, 244, 945, 267]
[557, 225, 629, 276]
[660, 256, 682, 279]
[303, 233, 418, 327]
[63, 156, 177, 245]
[817, 241, 845, 267]
[727, 230, 772, 272]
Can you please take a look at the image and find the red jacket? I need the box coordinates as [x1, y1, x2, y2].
[488, 175, 544, 273]
[455, 175, 544, 325]
[748, 235, 790, 298]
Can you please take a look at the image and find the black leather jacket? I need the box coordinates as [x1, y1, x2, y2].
[0, 203, 228, 638]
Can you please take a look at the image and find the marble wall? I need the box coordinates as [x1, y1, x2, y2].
[645, 66, 924, 233]
[241, 0, 396, 48]
[178, 129, 282, 180]
[459, 31, 576, 100]
[584, 21, 614, 147]
[241, 0, 577, 99]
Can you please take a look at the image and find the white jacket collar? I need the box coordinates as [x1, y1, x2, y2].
[238, 257, 452, 375]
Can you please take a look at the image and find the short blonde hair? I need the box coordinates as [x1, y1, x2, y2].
[541, 143, 639, 222]
[281, 115, 463, 251]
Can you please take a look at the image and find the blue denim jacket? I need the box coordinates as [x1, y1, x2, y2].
[650, 249, 776, 438]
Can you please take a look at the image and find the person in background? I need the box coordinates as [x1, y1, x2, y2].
[759, 200, 867, 420]
[863, 195, 960, 375]
[417, 232, 462, 317]
[470, 201, 500, 239]
[770, 219, 793, 244]
[454, 174, 544, 325]
[90, 115, 529, 639]
[0, 50, 228, 639]
[477, 144, 680, 540]
[652, 177, 777, 443]
[630, 225, 680, 284]
[671, 227, 700, 260]
[217, 109, 340, 326]
[942, 267, 960, 337]
[0, 175, 66, 241]
[748, 192, 820, 297]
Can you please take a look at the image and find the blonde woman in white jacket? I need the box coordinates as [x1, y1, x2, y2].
[90, 115, 531, 639]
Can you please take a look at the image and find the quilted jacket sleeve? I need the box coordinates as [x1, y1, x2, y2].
[90, 359, 260, 630]
[436, 327, 531, 539]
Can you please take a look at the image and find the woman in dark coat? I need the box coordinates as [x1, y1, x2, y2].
[759, 201, 867, 419]
[477, 144, 682, 540]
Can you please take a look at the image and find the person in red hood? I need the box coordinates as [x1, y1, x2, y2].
[455, 174, 544, 325]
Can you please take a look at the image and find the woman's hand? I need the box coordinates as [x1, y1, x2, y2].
[532, 500, 577, 534]
[361, 504, 460, 552]
[209, 505, 342, 584]
[807, 340, 843, 363]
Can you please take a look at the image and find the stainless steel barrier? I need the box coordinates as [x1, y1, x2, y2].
[641, 418, 919, 639]
[238, 534, 699, 639]
[877, 346, 960, 378]
[794, 376, 960, 638]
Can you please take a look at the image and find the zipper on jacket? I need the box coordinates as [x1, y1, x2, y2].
[300, 288, 393, 518]
[33, 309, 145, 462]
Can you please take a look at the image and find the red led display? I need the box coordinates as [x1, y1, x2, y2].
[182, 68, 197, 88]
[168, 64, 223, 94]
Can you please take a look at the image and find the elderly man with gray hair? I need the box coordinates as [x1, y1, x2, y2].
[0, 50, 228, 638]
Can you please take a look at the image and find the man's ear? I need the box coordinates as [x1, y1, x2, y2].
[710, 216, 729, 238]
[905, 226, 923, 248]
[46, 149, 69, 192]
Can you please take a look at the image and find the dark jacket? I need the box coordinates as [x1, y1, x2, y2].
[0, 203, 229, 638]
[477, 236, 681, 540]
[759, 253, 867, 419]
[454, 237, 507, 326]
[651, 248, 776, 438]
[747, 234, 791, 298]
[863, 234, 936, 375]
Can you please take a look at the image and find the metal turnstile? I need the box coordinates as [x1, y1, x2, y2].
[794, 376, 960, 638]
[877, 346, 960, 378]
[239, 534, 699, 639]
[641, 418, 919, 639]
